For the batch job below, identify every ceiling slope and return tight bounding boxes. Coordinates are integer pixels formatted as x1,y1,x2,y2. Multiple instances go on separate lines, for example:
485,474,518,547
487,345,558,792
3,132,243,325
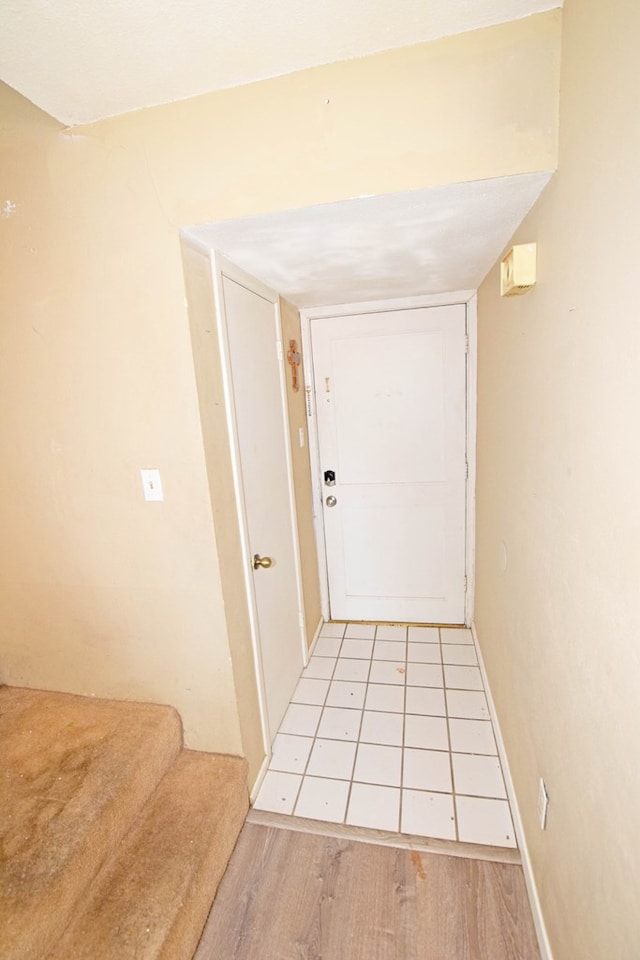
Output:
185,173,553,308
0,0,560,125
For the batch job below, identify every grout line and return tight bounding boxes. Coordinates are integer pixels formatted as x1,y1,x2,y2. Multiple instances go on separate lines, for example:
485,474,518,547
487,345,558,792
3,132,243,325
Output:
341,620,374,826
287,624,345,817
398,625,409,834
442,625,460,843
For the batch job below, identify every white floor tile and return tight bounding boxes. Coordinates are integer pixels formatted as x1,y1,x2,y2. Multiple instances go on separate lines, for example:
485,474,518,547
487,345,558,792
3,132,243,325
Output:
365,683,405,713
292,677,330,705
294,776,350,823
440,628,474,645
317,706,362,741
270,734,313,774
306,738,357,780
403,748,452,792
401,789,456,840
449,718,497,755
408,626,440,643
369,660,406,685
314,636,343,658
354,743,402,786
404,714,449,750
279,703,322,737
262,620,516,853
360,710,404,746
405,686,446,716
442,644,478,666
456,796,516,847
346,782,400,831
407,643,441,664
303,657,336,680
326,680,367,709
334,658,371,682
446,689,490,720
320,622,346,639
253,770,301,814
406,663,444,687
443,665,484,690
340,638,374,660
345,623,376,640
373,640,407,661
452,754,506,799
376,625,407,641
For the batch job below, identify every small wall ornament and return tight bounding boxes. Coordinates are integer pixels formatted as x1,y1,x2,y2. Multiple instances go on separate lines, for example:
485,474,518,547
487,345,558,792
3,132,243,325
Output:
287,339,301,392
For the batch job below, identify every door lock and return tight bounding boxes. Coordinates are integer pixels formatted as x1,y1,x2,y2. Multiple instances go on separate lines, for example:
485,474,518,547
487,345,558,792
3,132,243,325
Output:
325,496,337,508
324,470,336,486
253,554,273,570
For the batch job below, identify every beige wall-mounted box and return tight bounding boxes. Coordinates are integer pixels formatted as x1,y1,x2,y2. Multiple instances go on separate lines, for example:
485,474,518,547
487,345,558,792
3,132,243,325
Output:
500,243,537,296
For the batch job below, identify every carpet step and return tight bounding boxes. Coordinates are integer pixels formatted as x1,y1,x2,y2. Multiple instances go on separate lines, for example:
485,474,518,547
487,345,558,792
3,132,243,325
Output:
47,750,249,960
0,687,183,960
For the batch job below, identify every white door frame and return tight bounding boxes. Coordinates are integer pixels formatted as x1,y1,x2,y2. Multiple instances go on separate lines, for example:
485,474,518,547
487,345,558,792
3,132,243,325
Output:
211,252,308,764
300,290,477,627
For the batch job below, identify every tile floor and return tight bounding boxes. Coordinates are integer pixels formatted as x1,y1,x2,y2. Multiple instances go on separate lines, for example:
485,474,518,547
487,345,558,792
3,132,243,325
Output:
254,622,516,848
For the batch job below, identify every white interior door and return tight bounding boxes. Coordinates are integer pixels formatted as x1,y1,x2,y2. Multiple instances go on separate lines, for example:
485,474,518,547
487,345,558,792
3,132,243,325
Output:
215,257,305,741
311,305,467,624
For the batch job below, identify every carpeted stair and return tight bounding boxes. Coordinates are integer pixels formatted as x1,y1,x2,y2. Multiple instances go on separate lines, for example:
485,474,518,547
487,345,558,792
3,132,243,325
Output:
0,686,248,960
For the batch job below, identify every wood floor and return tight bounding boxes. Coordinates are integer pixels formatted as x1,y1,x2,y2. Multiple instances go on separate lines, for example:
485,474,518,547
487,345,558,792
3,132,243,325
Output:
194,823,540,960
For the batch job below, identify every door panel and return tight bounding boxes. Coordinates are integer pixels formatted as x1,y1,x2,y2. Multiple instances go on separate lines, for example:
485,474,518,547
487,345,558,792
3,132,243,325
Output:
312,305,467,624
221,272,304,739
332,331,446,484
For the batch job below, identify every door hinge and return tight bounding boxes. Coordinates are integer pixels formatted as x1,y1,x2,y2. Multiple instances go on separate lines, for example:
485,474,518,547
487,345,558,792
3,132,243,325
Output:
464,575,468,593
464,335,469,354
465,460,469,480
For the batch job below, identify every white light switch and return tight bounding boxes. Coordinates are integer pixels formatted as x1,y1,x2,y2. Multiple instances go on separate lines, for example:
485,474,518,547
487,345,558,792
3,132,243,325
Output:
141,468,163,502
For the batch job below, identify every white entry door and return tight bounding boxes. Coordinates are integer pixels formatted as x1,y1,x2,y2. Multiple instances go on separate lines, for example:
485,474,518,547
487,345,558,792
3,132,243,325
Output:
214,256,305,742
311,304,467,624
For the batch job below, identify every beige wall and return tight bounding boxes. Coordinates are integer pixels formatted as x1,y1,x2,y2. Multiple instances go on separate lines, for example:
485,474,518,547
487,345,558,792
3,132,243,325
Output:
0,11,559,757
280,299,322,647
475,1,640,956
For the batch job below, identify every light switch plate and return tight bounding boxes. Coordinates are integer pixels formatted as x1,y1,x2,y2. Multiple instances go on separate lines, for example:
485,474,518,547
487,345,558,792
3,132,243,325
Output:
140,468,163,502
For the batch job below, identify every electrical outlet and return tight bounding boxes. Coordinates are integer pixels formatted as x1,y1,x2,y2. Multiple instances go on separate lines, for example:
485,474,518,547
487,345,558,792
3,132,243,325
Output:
538,778,549,830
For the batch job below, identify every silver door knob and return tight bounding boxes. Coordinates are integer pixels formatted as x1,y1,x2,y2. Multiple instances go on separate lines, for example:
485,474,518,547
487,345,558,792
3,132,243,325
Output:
325,495,337,507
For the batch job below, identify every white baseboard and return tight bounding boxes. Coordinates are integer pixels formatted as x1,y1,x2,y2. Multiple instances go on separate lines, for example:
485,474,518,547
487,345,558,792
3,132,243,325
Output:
471,622,553,960
307,617,325,658
251,617,324,802
249,752,271,804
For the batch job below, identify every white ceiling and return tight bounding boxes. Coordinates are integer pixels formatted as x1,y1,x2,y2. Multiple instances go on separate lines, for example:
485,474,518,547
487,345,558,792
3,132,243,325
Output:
0,0,560,126
185,173,552,308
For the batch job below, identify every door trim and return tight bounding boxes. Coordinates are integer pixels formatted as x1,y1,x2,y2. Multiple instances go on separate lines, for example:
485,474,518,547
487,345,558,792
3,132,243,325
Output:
465,294,478,626
300,290,477,626
211,252,308,757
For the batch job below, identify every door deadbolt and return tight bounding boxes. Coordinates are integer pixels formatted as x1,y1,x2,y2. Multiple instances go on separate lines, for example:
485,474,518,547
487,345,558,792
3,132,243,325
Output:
324,470,336,486
325,496,337,508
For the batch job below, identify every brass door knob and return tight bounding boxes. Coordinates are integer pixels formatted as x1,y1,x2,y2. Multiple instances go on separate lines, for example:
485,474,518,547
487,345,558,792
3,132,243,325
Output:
253,554,273,570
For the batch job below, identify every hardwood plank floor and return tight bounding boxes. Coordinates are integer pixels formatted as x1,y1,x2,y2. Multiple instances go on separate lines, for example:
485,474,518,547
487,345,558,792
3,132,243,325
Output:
194,823,540,960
